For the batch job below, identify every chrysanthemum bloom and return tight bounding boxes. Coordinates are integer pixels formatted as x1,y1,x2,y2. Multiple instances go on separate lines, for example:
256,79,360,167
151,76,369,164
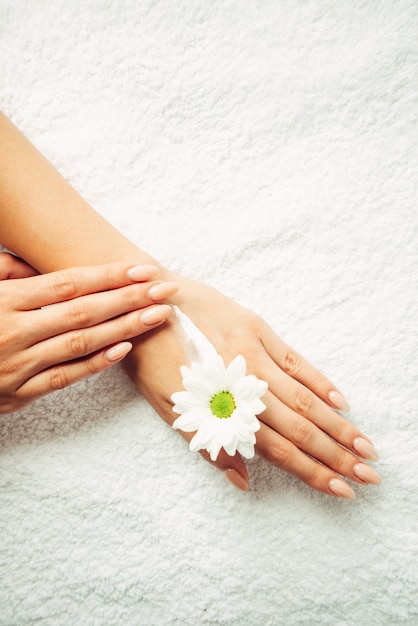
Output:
171,353,268,462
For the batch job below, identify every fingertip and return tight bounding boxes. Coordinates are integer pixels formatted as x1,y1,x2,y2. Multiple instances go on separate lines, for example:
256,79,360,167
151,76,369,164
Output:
127,264,159,282
148,281,179,301
224,469,249,492
328,390,350,412
140,304,173,326
328,478,356,499
104,342,133,362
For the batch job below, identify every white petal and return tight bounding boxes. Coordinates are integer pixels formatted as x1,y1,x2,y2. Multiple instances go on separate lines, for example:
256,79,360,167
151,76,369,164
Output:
246,397,267,416
256,379,268,397
231,413,260,438
181,377,214,400
172,408,211,432
206,435,224,462
225,355,246,388
171,391,206,413
203,355,227,391
231,375,258,401
223,439,238,457
237,440,256,459
219,418,236,447
233,401,257,420
189,418,218,451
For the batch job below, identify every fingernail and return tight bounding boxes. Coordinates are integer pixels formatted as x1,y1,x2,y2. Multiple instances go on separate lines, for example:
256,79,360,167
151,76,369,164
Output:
329,478,356,499
353,463,382,485
148,281,178,301
328,390,350,412
140,304,172,326
353,437,379,461
127,264,159,281
105,342,133,361
224,469,249,492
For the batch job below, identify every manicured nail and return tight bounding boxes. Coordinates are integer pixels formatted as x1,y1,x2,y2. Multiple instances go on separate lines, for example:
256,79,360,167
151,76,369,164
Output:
353,437,379,461
105,342,133,361
329,478,355,499
353,463,382,484
148,281,178,301
127,264,159,281
328,390,350,412
140,304,172,325
224,469,249,492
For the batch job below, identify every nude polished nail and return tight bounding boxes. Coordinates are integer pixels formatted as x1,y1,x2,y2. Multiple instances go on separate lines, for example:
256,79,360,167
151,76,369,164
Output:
329,478,355,499
148,282,178,301
127,264,159,281
140,304,172,325
328,390,350,412
224,469,249,492
353,463,382,484
353,437,379,462
105,342,133,361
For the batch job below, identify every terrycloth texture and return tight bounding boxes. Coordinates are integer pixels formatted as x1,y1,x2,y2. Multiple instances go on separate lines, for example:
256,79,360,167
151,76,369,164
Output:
1,1,417,624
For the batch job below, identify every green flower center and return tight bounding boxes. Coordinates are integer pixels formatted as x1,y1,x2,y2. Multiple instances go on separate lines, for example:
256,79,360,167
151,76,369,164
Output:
210,391,236,419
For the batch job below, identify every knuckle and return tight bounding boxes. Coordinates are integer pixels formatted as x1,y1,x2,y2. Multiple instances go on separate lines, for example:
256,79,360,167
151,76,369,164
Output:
53,270,78,300
332,420,352,443
123,311,142,336
67,332,90,357
68,301,93,327
0,387,29,414
331,446,348,473
0,394,16,414
265,440,292,468
294,388,315,416
0,317,22,347
283,350,303,377
124,285,142,310
302,464,321,489
83,354,104,375
48,366,69,391
0,356,21,378
290,417,314,447
104,265,119,289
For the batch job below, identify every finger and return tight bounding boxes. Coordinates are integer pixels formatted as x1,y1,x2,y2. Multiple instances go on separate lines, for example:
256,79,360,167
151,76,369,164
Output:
26,280,178,343
254,353,378,461
259,320,351,411
0,252,38,280
14,263,160,310
18,304,174,383
260,391,381,485
255,423,357,499
16,341,134,405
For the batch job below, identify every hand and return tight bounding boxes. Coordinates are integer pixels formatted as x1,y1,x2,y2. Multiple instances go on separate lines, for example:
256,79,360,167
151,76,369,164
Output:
124,274,381,498
0,253,177,414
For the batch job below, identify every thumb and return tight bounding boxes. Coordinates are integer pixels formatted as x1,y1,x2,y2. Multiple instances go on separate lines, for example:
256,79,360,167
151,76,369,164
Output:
0,252,38,280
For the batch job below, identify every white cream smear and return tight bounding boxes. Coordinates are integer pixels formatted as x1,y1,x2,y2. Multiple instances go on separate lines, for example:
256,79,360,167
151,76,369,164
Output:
172,305,218,366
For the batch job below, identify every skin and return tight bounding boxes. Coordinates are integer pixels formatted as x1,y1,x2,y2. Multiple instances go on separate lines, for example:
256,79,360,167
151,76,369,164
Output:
0,111,381,496
0,254,177,413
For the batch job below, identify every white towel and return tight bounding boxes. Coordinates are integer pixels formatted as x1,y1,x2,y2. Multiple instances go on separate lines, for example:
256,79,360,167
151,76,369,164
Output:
1,1,417,624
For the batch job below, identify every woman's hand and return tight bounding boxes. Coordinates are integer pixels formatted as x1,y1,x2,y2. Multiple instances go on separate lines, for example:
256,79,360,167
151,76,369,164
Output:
124,274,381,498
0,253,177,414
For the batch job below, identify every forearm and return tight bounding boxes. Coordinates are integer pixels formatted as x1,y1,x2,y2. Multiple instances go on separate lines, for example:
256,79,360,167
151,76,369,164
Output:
0,112,167,276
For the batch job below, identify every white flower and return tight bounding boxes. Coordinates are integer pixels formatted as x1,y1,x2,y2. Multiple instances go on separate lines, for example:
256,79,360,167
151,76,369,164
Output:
171,353,268,462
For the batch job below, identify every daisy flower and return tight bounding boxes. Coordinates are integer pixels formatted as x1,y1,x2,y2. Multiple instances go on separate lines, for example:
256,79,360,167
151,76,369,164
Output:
170,308,268,461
